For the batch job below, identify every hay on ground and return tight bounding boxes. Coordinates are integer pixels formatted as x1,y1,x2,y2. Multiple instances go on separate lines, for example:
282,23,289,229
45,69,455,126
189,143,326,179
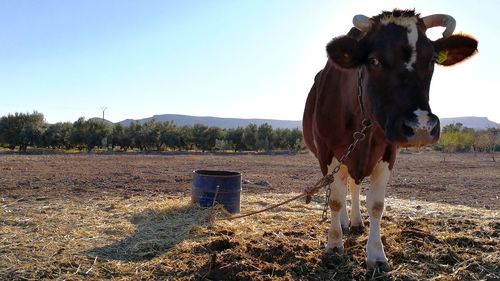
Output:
0,192,498,280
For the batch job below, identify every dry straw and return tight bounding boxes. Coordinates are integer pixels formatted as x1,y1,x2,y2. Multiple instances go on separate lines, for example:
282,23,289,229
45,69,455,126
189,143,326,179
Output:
1,192,498,280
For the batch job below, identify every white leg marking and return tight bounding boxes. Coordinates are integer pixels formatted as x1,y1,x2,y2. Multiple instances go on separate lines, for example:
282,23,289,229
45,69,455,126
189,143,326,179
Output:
340,188,349,232
366,161,390,268
348,177,363,229
326,158,348,252
339,165,349,231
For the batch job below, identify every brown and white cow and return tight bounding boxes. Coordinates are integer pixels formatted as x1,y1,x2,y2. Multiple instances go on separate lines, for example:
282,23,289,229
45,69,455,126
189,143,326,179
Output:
303,9,477,271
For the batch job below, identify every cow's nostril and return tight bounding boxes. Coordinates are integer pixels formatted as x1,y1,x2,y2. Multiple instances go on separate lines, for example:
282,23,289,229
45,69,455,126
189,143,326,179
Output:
427,115,439,136
402,122,414,138
430,123,439,137
428,118,438,129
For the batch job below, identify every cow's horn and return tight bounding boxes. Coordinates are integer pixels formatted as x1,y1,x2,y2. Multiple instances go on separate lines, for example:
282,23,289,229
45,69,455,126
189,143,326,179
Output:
422,14,456,38
353,15,372,33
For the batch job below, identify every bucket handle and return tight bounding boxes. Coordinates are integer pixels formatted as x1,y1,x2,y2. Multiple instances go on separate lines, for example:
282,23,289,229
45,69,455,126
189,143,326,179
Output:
211,185,220,207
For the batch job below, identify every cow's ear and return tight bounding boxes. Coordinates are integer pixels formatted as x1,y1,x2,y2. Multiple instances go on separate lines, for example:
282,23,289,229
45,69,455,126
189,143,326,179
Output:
346,27,365,41
326,36,364,68
433,34,478,66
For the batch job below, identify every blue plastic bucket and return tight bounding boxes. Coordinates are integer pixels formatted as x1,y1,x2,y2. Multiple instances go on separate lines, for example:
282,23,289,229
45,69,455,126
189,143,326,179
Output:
191,170,242,213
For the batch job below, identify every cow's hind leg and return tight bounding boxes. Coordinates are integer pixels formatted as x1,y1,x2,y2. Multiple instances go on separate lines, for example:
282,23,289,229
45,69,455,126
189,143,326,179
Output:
325,159,348,254
366,161,390,271
348,177,364,234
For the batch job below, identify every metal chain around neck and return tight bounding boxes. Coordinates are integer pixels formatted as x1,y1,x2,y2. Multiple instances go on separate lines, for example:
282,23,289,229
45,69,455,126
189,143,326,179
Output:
320,69,372,222
357,69,368,117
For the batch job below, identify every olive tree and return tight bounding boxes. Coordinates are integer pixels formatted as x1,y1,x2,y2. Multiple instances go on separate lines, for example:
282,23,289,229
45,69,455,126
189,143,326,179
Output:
43,122,73,149
0,111,45,151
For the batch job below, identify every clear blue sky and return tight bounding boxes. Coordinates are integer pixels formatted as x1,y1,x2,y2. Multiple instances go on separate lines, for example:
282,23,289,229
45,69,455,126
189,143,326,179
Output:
1,0,498,124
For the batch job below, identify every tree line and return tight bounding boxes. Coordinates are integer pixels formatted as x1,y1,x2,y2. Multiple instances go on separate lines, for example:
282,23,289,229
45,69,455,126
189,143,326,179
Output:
434,123,499,155
1,112,498,155
0,112,304,152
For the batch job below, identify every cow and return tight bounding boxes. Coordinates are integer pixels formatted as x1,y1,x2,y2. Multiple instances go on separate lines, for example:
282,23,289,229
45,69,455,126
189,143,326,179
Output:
302,9,477,271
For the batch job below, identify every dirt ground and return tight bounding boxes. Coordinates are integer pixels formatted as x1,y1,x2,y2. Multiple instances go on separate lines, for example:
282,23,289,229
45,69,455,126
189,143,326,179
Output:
1,151,498,209
0,152,499,280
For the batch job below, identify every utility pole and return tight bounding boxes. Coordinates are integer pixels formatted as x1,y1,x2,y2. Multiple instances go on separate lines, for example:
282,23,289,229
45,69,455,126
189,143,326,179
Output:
99,106,109,151
100,106,108,123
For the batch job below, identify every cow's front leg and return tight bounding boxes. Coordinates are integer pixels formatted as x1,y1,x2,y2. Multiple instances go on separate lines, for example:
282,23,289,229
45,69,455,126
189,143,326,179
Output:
326,161,348,254
348,177,364,234
339,165,350,233
366,161,390,271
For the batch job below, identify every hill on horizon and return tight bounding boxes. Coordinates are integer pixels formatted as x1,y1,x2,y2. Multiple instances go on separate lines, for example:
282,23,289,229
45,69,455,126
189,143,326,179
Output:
95,114,499,130
118,114,302,129
438,116,499,130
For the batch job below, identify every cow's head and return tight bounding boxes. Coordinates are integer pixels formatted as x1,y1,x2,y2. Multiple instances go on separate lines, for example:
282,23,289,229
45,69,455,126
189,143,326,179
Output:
326,9,477,146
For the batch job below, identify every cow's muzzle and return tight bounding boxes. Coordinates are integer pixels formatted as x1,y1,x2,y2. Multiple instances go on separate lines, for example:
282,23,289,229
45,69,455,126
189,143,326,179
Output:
398,111,440,146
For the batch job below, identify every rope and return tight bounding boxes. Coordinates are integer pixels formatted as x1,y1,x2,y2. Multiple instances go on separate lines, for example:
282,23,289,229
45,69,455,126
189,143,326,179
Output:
225,192,308,220
224,174,334,220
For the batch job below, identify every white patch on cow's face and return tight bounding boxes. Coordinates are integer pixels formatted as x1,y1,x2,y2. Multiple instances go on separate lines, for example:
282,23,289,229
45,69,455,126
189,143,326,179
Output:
414,108,431,130
381,16,419,71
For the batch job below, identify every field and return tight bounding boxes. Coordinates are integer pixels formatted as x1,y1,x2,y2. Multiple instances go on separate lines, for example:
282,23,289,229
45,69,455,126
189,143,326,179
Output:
0,152,498,280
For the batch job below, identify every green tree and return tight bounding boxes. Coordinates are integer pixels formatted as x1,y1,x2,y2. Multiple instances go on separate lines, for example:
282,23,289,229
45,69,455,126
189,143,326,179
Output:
125,121,142,150
0,111,45,151
44,122,73,149
205,126,223,151
0,113,23,149
242,124,257,151
438,123,474,153
475,129,499,161
191,124,222,151
256,123,273,151
225,127,245,151
442,123,464,133
286,128,304,151
139,120,162,151
488,129,499,161
83,119,111,152
271,128,289,150
71,117,87,150
487,128,499,152
110,123,125,150
159,121,181,150
473,131,489,152
460,127,475,151
214,138,233,151
439,131,459,153
70,117,111,152
178,125,194,150
192,124,209,151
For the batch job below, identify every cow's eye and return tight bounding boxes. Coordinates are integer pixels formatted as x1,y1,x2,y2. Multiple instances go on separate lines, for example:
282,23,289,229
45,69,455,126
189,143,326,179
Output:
369,57,382,69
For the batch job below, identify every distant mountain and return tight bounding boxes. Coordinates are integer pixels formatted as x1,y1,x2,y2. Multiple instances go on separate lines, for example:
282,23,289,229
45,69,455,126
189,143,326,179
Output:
118,114,302,129
89,117,114,126
440,117,499,130
91,114,498,131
